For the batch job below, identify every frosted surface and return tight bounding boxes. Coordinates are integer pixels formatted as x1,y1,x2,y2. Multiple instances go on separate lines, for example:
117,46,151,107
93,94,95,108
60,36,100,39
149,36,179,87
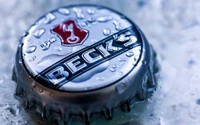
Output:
0,0,200,125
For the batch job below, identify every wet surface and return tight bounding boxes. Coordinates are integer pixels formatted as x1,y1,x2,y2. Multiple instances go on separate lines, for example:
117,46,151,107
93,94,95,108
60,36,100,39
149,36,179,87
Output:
0,0,200,125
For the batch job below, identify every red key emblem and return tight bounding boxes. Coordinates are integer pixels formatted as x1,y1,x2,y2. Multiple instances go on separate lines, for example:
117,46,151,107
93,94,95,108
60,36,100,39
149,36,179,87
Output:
52,20,88,46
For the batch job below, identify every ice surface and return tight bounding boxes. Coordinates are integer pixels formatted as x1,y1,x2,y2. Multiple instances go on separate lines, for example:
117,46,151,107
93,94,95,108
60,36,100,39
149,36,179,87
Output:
0,0,200,125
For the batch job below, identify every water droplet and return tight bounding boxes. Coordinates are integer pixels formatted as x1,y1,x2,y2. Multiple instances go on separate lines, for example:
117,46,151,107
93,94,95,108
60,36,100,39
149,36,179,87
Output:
58,8,70,15
142,60,147,64
34,29,45,38
18,44,22,48
44,13,55,24
31,81,36,88
96,77,105,81
117,34,130,42
117,71,124,76
112,65,117,68
24,121,28,124
91,39,97,43
39,88,43,93
50,93,54,97
26,46,37,53
87,8,95,15
81,22,87,27
130,36,137,43
0,79,3,84
118,58,126,62
115,83,127,94
49,38,56,43
55,46,62,51
87,24,92,28
40,38,55,51
28,39,34,44
92,22,96,25
103,28,111,36
112,47,121,51
40,42,50,51
133,57,138,66
28,56,36,62
6,104,20,116
110,68,116,72
87,18,96,23
96,6,103,10
130,118,134,121
113,20,123,30
139,48,141,52
125,31,131,36
126,51,134,57
97,16,112,22
84,87,91,90
73,8,85,19
121,16,126,19
23,32,29,37
18,60,22,64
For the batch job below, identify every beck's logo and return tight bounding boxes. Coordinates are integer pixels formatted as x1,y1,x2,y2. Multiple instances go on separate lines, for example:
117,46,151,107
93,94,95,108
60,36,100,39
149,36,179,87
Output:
36,27,141,89
52,20,88,46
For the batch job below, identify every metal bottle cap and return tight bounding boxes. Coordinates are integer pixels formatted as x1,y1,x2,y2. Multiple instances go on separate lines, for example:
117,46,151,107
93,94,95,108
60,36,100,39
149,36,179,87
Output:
12,5,158,125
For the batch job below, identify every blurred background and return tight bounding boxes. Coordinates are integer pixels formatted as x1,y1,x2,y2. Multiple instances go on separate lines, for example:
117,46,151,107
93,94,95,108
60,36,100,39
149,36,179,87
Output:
0,0,200,125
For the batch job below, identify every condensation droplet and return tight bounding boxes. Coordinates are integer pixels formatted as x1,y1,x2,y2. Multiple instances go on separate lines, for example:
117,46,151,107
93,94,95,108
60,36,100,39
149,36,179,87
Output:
118,58,126,62
39,88,43,93
113,20,123,30
31,81,36,88
91,39,97,43
121,15,126,19
55,46,62,51
26,46,37,53
112,65,117,68
50,93,54,97
87,18,96,23
18,43,22,48
84,87,91,90
87,24,92,28
142,60,147,65
28,56,36,62
110,68,116,72
34,29,45,38
133,57,138,66
117,71,124,76
6,105,20,116
87,8,95,15
97,16,112,22
126,51,134,57
28,39,34,44
49,38,56,43
44,13,56,24
18,60,22,64
23,32,29,37
115,83,127,94
112,47,121,51
40,38,55,51
120,83,127,87
96,77,105,81
81,22,87,27
103,28,111,36
58,8,70,15
73,8,85,19
117,34,130,42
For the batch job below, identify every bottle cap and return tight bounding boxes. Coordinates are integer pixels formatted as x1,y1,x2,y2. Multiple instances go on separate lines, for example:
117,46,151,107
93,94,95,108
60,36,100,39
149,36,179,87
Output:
12,5,158,125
